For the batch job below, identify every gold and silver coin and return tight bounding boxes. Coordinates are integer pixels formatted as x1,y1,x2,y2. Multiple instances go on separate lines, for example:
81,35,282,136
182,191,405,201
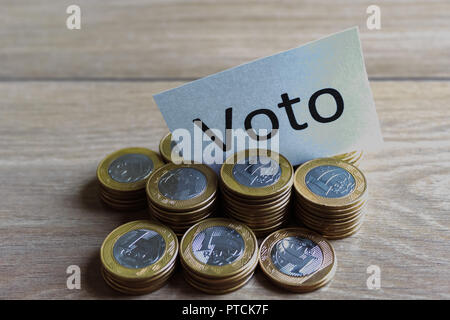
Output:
259,228,337,292
331,150,364,167
159,132,186,164
180,218,258,294
97,147,164,210
146,163,218,236
220,149,294,237
100,220,178,294
293,158,368,239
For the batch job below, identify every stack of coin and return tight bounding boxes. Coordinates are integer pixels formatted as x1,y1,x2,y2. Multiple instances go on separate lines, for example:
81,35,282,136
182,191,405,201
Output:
293,158,368,239
159,132,185,164
146,163,218,236
259,228,337,292
331,150,364,166
100,220,178,295
180,218,258,294
220,149,294,237
97,147,164,210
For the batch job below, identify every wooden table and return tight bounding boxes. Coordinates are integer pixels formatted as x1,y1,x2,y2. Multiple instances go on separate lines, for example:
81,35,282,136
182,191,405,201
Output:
1,0,449,299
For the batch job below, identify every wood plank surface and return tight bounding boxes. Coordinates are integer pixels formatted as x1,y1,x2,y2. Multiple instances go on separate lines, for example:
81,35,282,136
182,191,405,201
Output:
1,0,449,79
0,81,449,299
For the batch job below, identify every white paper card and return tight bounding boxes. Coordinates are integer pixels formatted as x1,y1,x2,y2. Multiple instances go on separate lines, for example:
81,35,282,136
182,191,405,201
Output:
153,27,383,165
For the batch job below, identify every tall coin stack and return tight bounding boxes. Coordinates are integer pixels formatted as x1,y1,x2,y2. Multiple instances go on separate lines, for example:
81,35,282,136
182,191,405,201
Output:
146,163,218,236
220,149,294,237
331,150,364,166
293,158,368,239
97,147,164,210
100,220,178,295
180,218,258,294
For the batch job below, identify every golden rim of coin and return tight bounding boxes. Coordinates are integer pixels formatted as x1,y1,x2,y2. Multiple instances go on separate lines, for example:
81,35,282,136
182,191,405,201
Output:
146,163,217,211
159,132,187,164
259,227,336,291
100,220,178,281
220,149,294,199
97,147,164,192
294,158,367,208
180,218,258,278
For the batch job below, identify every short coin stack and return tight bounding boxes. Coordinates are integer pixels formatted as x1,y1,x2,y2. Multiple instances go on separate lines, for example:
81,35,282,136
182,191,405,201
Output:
259,228,337,292
180,218,258,294
159,132,185,164
100,220,178,295
97,147,164,210
293,158,368,239
331,150,364,167
220,149,294,237
146,163,218,236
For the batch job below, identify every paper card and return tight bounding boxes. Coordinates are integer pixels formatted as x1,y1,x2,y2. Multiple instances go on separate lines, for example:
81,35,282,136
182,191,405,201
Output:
153,27,383,166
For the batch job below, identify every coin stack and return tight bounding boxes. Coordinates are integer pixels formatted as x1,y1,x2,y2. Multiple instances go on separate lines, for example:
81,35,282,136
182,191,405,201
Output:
259,228,337,292
331,150,364,167
159,132,185,164
146,163,218,236
220,149,294,237
97,147,164,210
180,218,258,294
292,158,368,239
100,220,178,295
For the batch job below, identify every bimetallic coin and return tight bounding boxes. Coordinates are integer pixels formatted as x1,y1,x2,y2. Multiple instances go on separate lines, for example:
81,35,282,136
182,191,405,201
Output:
100,220,178,281
112,229,165,269
108,154,153,183
305,165,355,198
97,147,164,192
191,226,245,266
294,158,367,208
271,237,323,277
180,218,258,278
158,167,207,201
221,149,293,198
259,228,336,292
147,163,217,212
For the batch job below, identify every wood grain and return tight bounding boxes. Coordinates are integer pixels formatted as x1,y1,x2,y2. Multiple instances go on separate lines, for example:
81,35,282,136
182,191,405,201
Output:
0,81,448,299
1,0,449,79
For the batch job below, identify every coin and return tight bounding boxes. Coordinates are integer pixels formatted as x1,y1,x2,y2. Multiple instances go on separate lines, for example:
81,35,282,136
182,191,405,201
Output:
97,147,164,210
259,228,336,292
294,158,367,208
100,220,178,294
159,132,186,164
220,149,294,236
179,218,258,294
146,163,218,234
292,158,368,239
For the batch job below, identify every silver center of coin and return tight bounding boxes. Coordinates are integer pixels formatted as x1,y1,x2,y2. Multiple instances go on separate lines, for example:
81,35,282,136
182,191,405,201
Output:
191,226,245,266
113,229,166,269
158,167,207,200
232,156,281,188
305,165,356,198
108,153,154,183
271,237,323,277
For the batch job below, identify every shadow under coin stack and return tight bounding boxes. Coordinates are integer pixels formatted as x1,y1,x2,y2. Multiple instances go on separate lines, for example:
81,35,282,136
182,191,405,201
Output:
97,147,164,210
293,158,368,239
259,228,337,292
331,150,364,167
146,163,218,236
220,149,294,237
100,220,178,295
180,218,258,294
